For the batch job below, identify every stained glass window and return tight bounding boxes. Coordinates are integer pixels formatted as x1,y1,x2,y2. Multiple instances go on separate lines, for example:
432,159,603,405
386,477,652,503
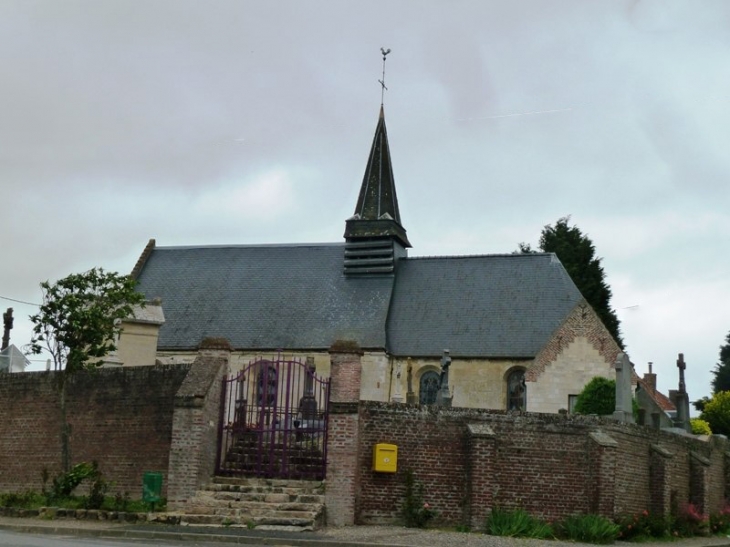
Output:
507,369,526,411
419,371,440,405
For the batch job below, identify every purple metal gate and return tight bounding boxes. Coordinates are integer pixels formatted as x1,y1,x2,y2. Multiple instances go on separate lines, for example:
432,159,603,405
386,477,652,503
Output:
216,356,330,480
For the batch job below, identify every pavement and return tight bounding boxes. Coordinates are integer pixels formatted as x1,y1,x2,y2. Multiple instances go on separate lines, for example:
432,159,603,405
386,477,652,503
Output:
1,516,730,547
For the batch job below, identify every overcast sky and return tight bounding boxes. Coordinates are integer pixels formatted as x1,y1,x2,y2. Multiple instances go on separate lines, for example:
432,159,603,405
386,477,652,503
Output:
1,1,728,406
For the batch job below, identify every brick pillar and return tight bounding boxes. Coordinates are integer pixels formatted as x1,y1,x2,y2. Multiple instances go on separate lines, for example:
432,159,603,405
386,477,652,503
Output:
588,431,617,518
690,451,711,516
466,423,496,529
649,444,673,516
325,341,363,526
167,340,230,510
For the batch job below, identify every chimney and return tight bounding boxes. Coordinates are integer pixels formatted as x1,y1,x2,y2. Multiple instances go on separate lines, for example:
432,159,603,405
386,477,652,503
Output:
643,361,657,393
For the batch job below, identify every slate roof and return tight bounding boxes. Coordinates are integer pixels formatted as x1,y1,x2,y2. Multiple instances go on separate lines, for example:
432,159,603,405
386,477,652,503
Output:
387,253,583,358
134,243,394,351
134,243,584,358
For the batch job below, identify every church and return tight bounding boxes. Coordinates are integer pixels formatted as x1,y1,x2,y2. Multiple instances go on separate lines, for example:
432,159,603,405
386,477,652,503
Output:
121,106,621,414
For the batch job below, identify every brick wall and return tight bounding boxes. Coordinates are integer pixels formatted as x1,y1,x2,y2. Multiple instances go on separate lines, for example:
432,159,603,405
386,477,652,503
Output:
0,365,190,497
167,351,227,509
354,401,728,526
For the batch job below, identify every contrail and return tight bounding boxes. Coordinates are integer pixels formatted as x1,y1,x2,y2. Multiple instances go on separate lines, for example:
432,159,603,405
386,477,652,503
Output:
459,107,573,121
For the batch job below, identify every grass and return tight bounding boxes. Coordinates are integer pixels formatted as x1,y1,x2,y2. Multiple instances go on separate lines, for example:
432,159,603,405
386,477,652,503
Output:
485,507,553,539
0,490,164,513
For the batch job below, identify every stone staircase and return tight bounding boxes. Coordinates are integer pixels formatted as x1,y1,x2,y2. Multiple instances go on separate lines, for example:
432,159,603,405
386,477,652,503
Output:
178,476,326,531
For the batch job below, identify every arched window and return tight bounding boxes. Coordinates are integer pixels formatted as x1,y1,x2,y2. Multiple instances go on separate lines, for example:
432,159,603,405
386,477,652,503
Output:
507,369,526,411
257,363,278,407
419,371,440,405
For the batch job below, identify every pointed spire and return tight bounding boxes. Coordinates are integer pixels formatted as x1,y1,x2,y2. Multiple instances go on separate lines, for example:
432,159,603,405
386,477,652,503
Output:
343,108,410,276
344,108,410,250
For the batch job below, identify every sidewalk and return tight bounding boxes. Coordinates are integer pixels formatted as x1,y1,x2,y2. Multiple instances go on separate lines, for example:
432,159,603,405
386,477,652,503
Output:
0,515,729,547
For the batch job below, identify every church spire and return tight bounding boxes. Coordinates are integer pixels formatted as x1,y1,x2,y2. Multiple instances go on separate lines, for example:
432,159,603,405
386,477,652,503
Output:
343,107,411,275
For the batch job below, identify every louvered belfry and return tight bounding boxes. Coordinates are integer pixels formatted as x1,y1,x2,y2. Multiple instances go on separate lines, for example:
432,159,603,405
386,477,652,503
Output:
343,107,411,276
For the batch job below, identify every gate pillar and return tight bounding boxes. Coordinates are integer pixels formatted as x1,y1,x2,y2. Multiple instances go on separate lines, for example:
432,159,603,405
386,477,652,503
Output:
326,341,363,526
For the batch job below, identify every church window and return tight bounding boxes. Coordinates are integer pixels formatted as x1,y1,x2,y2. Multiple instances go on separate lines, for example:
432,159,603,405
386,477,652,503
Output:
507,369,526,411
419,371,440,405
257,364,278,407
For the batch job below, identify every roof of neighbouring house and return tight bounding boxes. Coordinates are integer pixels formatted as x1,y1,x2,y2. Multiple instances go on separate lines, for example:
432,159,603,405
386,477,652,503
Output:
637,377,676,412
0,344,30,372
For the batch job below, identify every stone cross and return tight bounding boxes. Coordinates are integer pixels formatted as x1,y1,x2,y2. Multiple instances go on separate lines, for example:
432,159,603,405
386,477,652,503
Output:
613,352,634,423
406,360,417,404
677,353,686,393
673,353,691,432
437,349,452,407
391,361,403,403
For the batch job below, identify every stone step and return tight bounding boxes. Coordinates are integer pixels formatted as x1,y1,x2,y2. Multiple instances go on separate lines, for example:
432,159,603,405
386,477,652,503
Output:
180,477,325,531
192,491,324,505
179,512,320,530
210,476,324,490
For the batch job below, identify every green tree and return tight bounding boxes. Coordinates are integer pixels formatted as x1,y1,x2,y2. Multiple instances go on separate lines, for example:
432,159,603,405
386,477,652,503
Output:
700,391,730,437
29,268,145,471
520,217,624,349
710,331,730,394
574,377,616,416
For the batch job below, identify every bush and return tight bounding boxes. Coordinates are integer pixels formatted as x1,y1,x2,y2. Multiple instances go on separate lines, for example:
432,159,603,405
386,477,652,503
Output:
672,503,708,537
574,377,615,416
700,392,730,436
401,470,436,528
710,503,730,534
691,418,712,435
554,514,619,544
616,510,671,540
485,507,553,539
50,462,99,502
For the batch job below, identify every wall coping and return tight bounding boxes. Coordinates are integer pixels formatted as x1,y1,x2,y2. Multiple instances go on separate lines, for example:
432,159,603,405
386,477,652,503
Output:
589,430,618,448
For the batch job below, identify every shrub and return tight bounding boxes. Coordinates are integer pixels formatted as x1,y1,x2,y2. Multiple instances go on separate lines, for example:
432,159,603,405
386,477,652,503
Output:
401,470,436,528
700,391,730,437
574,377,616,416
710,502,730,534
554,513,619,544
672,503,708,537
616,509,671,540
50,462,99,501
690,418,712,436
485,507,553,539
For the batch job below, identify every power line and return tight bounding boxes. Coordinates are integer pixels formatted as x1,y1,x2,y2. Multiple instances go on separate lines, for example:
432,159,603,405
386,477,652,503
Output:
0,295,39,307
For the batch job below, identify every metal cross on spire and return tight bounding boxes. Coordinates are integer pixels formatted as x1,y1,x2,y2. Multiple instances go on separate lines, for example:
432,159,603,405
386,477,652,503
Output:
379,47,391,106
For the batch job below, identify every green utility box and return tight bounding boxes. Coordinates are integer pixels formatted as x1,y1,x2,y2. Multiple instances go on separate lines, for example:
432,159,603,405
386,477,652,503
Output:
142,472,163,507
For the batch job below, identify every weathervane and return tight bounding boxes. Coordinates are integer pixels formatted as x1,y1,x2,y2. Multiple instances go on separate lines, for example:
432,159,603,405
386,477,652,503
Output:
379,47,391,106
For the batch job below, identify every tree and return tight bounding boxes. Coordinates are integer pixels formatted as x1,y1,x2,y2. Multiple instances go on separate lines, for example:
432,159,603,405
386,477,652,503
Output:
574,377,616,416
29,268,145,471
700,391,730,437
710,331,730,394
520,217,624,349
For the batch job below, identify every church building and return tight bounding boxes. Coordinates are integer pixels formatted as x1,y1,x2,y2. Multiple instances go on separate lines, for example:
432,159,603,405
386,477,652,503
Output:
123,107,621,413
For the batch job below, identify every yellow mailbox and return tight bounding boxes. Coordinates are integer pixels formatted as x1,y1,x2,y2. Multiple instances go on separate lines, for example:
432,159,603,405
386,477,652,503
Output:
373,443,398,473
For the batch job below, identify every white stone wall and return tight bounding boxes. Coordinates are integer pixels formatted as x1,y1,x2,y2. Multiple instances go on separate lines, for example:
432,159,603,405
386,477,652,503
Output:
528,337,615,414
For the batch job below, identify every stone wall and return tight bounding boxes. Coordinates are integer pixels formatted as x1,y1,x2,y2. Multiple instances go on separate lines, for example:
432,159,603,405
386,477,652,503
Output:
352,401,728,527
0,365,190,496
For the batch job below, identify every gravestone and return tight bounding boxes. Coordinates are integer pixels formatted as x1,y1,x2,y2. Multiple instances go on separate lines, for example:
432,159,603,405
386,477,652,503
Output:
436,349,452,408
613,352,635,423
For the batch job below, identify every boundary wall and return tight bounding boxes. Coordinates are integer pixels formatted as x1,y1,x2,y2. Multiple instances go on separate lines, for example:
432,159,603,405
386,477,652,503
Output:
0,351,226,501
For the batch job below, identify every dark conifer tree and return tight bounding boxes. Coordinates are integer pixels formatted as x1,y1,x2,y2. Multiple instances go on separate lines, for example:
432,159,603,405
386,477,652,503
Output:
521,217,624,349
711,331,730,394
